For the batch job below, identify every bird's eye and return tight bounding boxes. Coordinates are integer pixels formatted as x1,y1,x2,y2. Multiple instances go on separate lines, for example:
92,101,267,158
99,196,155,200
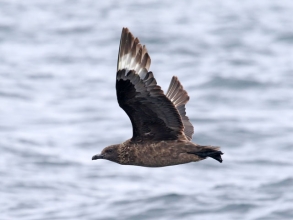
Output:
106,149,113,153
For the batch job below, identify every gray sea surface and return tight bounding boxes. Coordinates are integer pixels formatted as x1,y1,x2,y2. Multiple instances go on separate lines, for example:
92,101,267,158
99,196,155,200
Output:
1,1,293,219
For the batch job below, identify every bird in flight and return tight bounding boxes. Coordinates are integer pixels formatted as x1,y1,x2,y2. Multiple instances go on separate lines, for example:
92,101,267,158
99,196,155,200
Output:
92,28,223,167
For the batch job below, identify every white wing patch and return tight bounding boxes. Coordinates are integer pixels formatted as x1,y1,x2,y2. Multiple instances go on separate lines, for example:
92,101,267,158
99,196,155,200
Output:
117,28,151,79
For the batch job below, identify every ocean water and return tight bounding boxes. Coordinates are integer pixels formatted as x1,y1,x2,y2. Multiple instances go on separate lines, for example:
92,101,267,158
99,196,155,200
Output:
1,0,293,219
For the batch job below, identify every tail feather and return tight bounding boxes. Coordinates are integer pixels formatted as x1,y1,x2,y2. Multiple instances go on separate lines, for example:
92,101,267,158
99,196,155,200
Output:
189,146,224,163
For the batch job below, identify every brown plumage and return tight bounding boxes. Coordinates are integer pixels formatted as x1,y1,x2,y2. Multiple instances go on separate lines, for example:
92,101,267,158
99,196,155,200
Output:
92,28,223,167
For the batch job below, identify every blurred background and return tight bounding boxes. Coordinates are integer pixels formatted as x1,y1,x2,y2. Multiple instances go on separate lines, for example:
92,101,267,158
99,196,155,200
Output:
1,0,293,219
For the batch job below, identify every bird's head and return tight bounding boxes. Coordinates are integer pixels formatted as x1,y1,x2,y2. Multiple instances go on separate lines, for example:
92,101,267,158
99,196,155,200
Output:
92,144,119,163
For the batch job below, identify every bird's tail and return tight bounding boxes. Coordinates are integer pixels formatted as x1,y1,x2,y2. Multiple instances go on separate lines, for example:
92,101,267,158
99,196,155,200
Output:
189,146,224,163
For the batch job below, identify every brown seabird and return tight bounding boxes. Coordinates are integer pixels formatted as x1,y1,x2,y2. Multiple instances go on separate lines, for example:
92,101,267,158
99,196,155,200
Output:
92,28,223,167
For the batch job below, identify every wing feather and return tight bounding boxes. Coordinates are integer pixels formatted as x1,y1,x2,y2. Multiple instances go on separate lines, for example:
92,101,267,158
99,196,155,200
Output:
116,70,185,141
166,76,194,140
116,28,187,142
118,28,150,79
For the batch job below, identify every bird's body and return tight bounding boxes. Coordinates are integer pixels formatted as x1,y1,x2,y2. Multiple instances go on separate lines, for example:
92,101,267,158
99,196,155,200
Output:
107,140,220,167
92,28,223,167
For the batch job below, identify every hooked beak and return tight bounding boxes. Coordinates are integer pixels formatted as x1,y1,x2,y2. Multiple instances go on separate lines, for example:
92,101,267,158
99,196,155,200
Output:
92,154,104,160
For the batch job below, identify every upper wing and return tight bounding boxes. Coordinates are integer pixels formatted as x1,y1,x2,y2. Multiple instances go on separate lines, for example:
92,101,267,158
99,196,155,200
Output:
116,28,187,142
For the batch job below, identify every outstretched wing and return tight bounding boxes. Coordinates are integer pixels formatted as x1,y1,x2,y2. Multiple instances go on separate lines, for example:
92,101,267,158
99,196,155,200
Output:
116,28,187,142
166,76,194,140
